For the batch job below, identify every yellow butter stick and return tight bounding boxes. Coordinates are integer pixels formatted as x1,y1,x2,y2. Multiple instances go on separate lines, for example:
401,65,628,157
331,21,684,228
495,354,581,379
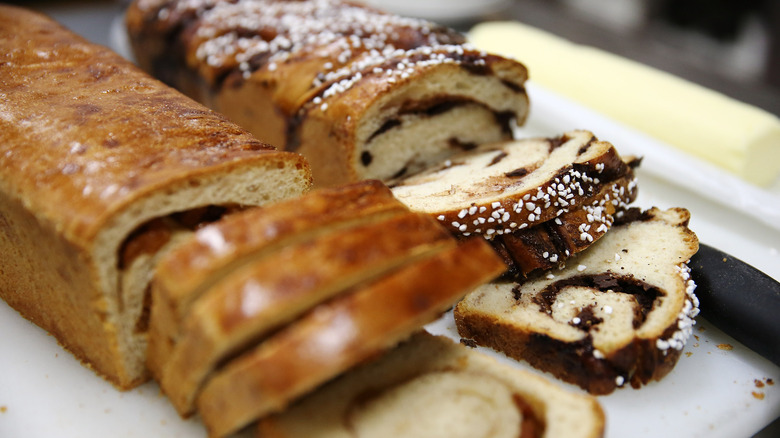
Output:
469,21,780,186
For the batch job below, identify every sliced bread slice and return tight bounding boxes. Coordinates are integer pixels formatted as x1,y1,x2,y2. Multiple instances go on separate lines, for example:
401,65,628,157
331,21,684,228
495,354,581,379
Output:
455,207,699,394
390,130,637,238
256,331,605,438
489,173,637,278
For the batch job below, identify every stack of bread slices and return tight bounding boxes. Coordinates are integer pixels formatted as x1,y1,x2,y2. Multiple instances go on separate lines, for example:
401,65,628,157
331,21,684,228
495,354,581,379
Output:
145,180,512,435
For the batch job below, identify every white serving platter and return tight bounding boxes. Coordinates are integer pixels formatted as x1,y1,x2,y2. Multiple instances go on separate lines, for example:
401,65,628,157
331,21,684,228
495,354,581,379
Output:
1,6,778,436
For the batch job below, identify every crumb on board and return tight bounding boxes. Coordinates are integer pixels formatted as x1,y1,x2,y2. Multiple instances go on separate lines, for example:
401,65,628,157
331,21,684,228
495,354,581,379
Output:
752,392,765,400
0,406,7,413
717,343,733,351
460,338,477,348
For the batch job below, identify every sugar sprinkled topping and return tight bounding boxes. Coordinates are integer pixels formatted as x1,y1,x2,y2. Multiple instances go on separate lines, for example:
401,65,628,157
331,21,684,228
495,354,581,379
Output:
429,141,636,239
656,264,699,352
145,0,477,110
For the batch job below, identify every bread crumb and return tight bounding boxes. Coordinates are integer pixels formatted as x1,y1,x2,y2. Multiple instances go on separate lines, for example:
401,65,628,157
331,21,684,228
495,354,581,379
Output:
752,391,765,400
717,343,733,351
459,338,477,348
0,406,7,413
755,379,765,388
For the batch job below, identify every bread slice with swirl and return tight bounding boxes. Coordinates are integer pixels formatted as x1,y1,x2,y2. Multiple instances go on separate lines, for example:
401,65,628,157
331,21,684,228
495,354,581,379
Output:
255,331,605,438
391,130,639,276
455,207,699,395
488,173,637,278
125,0,530,187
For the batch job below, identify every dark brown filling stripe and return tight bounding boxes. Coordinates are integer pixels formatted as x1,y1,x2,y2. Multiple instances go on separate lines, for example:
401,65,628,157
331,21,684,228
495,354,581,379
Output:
529,273,664,329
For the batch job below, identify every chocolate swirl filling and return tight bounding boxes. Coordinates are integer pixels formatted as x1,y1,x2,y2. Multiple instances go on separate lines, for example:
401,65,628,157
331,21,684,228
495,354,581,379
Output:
529,273,664,329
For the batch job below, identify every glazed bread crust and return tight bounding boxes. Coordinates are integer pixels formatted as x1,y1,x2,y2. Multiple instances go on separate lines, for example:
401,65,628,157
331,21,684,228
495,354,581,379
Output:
125,0,529,186
0,4,311,389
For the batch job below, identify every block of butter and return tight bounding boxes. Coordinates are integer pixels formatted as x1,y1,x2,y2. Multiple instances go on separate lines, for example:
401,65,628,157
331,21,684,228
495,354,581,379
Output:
469,21,780,186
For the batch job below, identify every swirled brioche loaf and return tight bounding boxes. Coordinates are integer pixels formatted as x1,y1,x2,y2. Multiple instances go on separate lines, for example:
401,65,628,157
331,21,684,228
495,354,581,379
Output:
125,0,529,186
256,331,605,438
391,130,639,276
455,207,699,395
0,5,311,389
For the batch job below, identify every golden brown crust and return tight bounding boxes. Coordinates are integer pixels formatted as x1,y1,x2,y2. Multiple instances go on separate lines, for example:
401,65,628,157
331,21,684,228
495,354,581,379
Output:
0,4,311,388
0,190,130,386
0,5,299,247
196,238,506,437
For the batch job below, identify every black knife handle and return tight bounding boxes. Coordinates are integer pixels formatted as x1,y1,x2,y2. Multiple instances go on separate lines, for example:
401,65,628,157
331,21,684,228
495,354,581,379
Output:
689,243,780,367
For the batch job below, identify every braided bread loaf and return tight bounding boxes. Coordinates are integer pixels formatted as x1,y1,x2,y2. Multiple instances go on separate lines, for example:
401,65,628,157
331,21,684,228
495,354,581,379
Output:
125,0,529,186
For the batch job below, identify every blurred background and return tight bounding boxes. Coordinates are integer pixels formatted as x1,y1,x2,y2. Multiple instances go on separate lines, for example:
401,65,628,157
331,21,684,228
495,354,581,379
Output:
10,0,779,116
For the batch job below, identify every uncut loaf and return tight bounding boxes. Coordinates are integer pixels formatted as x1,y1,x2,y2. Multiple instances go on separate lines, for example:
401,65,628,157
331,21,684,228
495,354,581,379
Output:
0,5,311,389
125,0,530,187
